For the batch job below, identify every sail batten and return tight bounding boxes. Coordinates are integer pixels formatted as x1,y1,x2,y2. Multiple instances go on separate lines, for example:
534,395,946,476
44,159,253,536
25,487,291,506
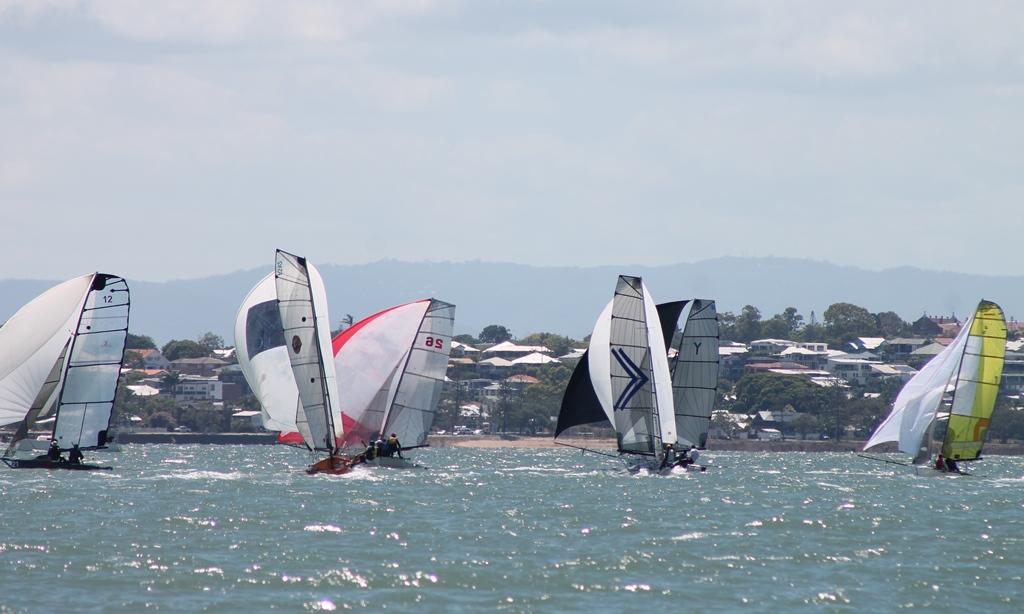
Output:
275,250,341,454
667,299,720,449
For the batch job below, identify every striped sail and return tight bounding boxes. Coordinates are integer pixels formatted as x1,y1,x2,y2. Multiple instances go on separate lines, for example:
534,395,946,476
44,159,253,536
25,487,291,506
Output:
607,276,675,456
940,300,1006,461
51,274,130,450
669,300,720,449
275,250,341,454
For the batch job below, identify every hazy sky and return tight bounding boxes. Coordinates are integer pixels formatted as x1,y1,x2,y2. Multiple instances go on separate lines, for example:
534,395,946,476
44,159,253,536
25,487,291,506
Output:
2,1,1022,281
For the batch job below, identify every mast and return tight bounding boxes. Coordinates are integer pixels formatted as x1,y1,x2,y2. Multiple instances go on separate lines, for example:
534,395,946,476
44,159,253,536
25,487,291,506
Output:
275,250,338,455
50,273,130,450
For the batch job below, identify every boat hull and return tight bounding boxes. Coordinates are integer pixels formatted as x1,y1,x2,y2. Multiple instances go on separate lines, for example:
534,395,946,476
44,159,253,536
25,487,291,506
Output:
365,456,425,470
305,455,354,475
1,457,112,471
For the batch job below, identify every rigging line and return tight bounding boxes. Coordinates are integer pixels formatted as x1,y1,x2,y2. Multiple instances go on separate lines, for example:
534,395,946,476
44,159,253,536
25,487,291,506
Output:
856,453,914,467
554,441,622,459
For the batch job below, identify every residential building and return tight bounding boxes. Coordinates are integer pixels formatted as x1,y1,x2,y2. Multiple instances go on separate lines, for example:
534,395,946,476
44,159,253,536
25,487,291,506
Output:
172,375,223,403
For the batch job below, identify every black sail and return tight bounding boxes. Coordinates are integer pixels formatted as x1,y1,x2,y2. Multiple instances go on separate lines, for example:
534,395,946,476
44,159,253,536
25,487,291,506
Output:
655,301,689,352
555,351,609,437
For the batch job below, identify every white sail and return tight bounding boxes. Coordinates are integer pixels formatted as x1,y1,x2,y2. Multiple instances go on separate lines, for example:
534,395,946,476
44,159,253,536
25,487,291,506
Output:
587,300,616,425
275,251,342,453
1,273,129,451
0,274,93,427
333,299,454,448
606,276,675,456
864,312,974,458
381,300,454,447
671,300,720,448
234,273,301,433
52,274,130,449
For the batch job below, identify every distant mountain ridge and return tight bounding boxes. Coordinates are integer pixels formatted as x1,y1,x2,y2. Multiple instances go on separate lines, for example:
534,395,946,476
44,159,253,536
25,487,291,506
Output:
2,257,1021,345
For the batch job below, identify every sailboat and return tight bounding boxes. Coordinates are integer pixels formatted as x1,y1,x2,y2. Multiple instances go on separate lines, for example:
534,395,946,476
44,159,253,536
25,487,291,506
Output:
658,299,720,450
333,299,455,468
273,250,348,475
863,299,1007,474
555,275,682,473
1,273,130,470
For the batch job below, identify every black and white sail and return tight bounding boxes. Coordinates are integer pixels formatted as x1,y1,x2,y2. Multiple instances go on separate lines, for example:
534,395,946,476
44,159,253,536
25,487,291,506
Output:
556,275,675,460
662,299,720,448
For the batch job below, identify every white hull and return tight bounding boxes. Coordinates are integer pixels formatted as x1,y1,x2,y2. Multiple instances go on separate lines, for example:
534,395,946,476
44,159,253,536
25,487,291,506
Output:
365,456,425,470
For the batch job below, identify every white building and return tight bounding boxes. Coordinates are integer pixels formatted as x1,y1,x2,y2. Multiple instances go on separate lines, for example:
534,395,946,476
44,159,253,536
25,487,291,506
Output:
173,375,223,402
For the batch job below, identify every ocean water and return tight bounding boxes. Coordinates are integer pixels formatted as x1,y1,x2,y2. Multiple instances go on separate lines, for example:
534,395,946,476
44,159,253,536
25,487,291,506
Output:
1,446,1023,612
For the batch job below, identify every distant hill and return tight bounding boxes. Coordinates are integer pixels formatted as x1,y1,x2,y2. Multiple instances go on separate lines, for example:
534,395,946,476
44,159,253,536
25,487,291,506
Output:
2,257,1022,345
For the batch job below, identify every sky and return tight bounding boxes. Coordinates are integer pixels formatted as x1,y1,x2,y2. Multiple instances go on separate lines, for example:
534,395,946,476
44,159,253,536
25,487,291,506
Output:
1,1,1022,281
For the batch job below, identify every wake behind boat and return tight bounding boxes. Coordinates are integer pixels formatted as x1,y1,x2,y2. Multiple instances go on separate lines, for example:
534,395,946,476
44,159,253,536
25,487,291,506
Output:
0,273,130,470
862,299,1007,475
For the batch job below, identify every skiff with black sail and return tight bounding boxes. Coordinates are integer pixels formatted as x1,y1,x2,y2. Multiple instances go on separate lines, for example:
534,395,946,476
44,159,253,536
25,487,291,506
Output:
1,273,130,470
862,299,1006,475
333,299,455,469
555,275,691,474
273,250,349,475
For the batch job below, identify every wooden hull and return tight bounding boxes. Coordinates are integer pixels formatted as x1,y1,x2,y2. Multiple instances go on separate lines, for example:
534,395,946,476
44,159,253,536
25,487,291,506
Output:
305,455,354,475
1,457,112,471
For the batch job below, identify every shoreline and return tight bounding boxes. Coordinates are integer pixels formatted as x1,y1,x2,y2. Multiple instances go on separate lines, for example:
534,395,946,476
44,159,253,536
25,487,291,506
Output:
110,432,1024,455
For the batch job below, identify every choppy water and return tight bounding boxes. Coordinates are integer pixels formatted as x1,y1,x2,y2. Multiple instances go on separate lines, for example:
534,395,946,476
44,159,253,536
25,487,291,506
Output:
2,446,1023,612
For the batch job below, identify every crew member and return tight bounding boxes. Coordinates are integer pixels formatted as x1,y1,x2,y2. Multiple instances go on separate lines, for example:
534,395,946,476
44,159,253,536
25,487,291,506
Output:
68,444,84,465
387,433,403,459
660,444,676,470
687,445,701,467
364,440,377,462
935,454,946,471
944,456,960,473
47,439,61,462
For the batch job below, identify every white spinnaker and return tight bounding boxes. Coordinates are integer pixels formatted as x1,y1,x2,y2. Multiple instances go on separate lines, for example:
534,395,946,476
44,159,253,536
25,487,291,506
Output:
275,251,341,453
641,279,676,448
381,300,455,447
333,301,429,444
0,274,93,427
234,273,300,432
52,274,130,449
864,313,974,458
672,300,720,448
587,300,616,425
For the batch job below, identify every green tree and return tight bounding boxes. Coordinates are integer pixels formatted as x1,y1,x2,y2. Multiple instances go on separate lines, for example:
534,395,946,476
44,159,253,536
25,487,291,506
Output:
875,311,910,338
126,333,157,350
718,311,738,342
161,339,211,361
733,373,831,416
790,413,820,439
735,305,763,343
479,324,512,344
453,333,478,344
518,332,578,357
823,302,878,346
196,332,225,352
